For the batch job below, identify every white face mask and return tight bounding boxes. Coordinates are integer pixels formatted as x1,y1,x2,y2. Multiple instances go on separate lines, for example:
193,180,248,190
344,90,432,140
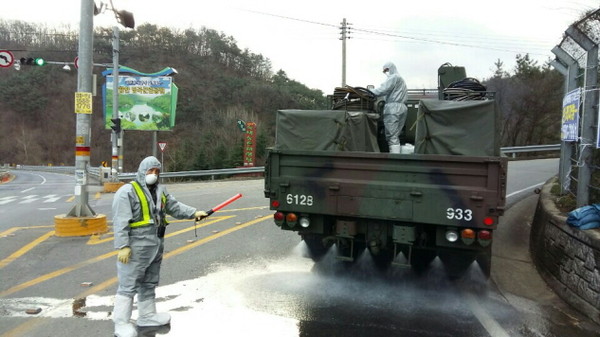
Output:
145,173,158,185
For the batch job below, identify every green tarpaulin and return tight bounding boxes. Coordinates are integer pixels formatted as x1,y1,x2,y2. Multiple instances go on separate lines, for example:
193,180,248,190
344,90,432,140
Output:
275,110,380,152
415,99,500,156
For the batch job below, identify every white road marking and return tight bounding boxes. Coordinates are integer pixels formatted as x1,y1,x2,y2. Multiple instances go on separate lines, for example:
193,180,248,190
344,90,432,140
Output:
465,292,511,337
506,182,544,198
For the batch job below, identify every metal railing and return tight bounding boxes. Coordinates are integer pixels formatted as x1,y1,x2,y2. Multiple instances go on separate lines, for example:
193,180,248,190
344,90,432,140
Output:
500,144,561,158
8,144,560,180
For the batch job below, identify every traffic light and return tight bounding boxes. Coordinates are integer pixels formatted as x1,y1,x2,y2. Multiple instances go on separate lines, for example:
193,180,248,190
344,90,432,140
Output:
110,118,121,133
19,57,45,66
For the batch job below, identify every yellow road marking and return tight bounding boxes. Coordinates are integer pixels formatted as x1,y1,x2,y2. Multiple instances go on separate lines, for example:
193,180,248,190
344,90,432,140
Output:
0,226,54,237
0,215,271,337
0,231,55,269
0,250,116,298
77,214,270,298
66,196,75,202
85,216,234,245
94,192,101,200
0,215,240,298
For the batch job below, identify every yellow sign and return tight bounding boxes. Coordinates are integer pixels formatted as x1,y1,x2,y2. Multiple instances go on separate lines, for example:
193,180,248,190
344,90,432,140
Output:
75,92,92,114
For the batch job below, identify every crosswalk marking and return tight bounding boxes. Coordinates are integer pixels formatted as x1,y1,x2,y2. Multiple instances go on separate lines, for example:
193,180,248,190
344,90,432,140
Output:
0,194,71,205
42,195,61,203
0,196,18,205
19,195,39,204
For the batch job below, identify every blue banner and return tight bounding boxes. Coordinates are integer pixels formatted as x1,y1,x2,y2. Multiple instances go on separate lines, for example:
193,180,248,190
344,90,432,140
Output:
561,88,580,142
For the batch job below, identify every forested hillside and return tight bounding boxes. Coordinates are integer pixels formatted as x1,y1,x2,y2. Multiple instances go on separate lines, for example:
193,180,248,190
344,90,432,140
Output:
0,20,564,172
0,21,329,171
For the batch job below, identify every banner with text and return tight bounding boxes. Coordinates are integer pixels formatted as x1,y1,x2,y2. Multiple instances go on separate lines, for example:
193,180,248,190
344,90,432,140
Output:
103,76,177,131
561,88,580,142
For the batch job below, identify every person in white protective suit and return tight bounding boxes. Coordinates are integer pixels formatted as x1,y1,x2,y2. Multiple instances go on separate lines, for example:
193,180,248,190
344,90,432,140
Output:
370,62,408,154
112,156,207,337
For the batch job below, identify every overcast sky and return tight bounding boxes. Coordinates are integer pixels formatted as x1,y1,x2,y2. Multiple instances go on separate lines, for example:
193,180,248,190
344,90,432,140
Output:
2,1,599,93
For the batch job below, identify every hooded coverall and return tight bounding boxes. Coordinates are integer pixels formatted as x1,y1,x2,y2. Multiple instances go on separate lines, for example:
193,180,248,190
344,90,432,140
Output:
112,156,197,335
370,62,408,153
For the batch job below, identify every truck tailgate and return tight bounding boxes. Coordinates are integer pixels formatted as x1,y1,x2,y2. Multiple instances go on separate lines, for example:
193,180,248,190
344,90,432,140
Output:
265,149,507,228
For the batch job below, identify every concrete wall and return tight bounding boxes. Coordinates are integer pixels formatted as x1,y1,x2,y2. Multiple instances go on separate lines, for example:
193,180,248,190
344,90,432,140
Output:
530,179,600,324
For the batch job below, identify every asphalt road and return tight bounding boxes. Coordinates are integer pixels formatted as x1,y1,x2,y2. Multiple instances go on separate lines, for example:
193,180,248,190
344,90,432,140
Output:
1,159,599,337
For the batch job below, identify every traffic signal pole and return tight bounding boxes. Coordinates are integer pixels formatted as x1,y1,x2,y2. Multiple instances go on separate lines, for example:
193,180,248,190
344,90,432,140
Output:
55,0,107,236
69,0,95,217
111,26,121,178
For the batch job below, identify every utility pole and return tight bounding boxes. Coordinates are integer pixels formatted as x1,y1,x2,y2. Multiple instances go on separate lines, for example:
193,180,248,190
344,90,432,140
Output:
340,18,351,87
55,0,107,237
70,0,95,217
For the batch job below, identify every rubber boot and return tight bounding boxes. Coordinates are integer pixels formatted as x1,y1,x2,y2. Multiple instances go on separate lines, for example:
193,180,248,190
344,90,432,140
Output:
113,294,137,337
136,298,171,327
389,144,401,154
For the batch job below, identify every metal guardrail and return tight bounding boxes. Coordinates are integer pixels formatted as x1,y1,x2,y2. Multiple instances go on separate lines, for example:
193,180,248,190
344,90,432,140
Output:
8,144,560,179
10,165,264,181
114,166,265,180
500,144,561,158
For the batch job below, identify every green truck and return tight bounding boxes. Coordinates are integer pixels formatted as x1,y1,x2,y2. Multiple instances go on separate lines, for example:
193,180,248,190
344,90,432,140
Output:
264,65,507,277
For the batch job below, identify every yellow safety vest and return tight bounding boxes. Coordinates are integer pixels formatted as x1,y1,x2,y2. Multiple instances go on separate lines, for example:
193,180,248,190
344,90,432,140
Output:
130,181,168,228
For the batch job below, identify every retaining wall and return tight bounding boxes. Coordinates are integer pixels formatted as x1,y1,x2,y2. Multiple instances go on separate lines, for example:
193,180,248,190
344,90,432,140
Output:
530,179,600,324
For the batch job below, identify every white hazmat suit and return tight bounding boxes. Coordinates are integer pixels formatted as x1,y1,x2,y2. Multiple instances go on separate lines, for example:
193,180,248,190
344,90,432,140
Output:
112,156,200,337
370,62,408,154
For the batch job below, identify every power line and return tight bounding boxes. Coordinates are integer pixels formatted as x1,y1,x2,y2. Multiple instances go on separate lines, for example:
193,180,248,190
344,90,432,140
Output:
241,8,560,57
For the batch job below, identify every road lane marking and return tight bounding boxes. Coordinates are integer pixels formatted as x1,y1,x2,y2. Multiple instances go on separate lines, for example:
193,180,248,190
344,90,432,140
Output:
465,292,511,337
0,196,18,205
21,187,34,193
0,215,254,298
85,216,234,245
0,231,55,269
0,250,117,298
0,226,54,237
66,196,75,202
78,214,271,298
0,215,271,336
506,182,544,198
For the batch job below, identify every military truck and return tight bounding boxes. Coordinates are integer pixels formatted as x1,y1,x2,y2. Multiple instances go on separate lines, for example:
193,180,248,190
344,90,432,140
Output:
263,64,507,277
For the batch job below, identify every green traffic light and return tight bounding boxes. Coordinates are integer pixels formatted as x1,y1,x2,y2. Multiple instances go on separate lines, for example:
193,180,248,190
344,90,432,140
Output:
34,57,45,66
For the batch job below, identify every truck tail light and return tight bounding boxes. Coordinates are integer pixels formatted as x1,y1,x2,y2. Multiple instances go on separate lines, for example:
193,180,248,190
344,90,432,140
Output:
478,230,492,247
271,200,280,208
483,217,494,226
274,212,285,226
286,213,298,228
461,228,475,245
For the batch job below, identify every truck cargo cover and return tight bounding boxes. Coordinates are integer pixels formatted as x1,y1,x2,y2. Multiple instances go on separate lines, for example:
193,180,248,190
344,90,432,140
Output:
415,99,499,156
275,110,380,152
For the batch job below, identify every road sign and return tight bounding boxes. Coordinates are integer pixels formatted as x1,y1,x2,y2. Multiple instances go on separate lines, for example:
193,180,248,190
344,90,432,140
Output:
158,142,167,152
0,50,14,68
74,56,79,69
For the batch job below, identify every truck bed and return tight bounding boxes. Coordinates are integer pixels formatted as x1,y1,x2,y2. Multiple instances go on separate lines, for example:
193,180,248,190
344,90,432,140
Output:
265,149,507,229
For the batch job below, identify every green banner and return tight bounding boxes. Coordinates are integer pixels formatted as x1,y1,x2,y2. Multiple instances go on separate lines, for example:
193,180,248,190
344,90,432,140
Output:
104,76,177,131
